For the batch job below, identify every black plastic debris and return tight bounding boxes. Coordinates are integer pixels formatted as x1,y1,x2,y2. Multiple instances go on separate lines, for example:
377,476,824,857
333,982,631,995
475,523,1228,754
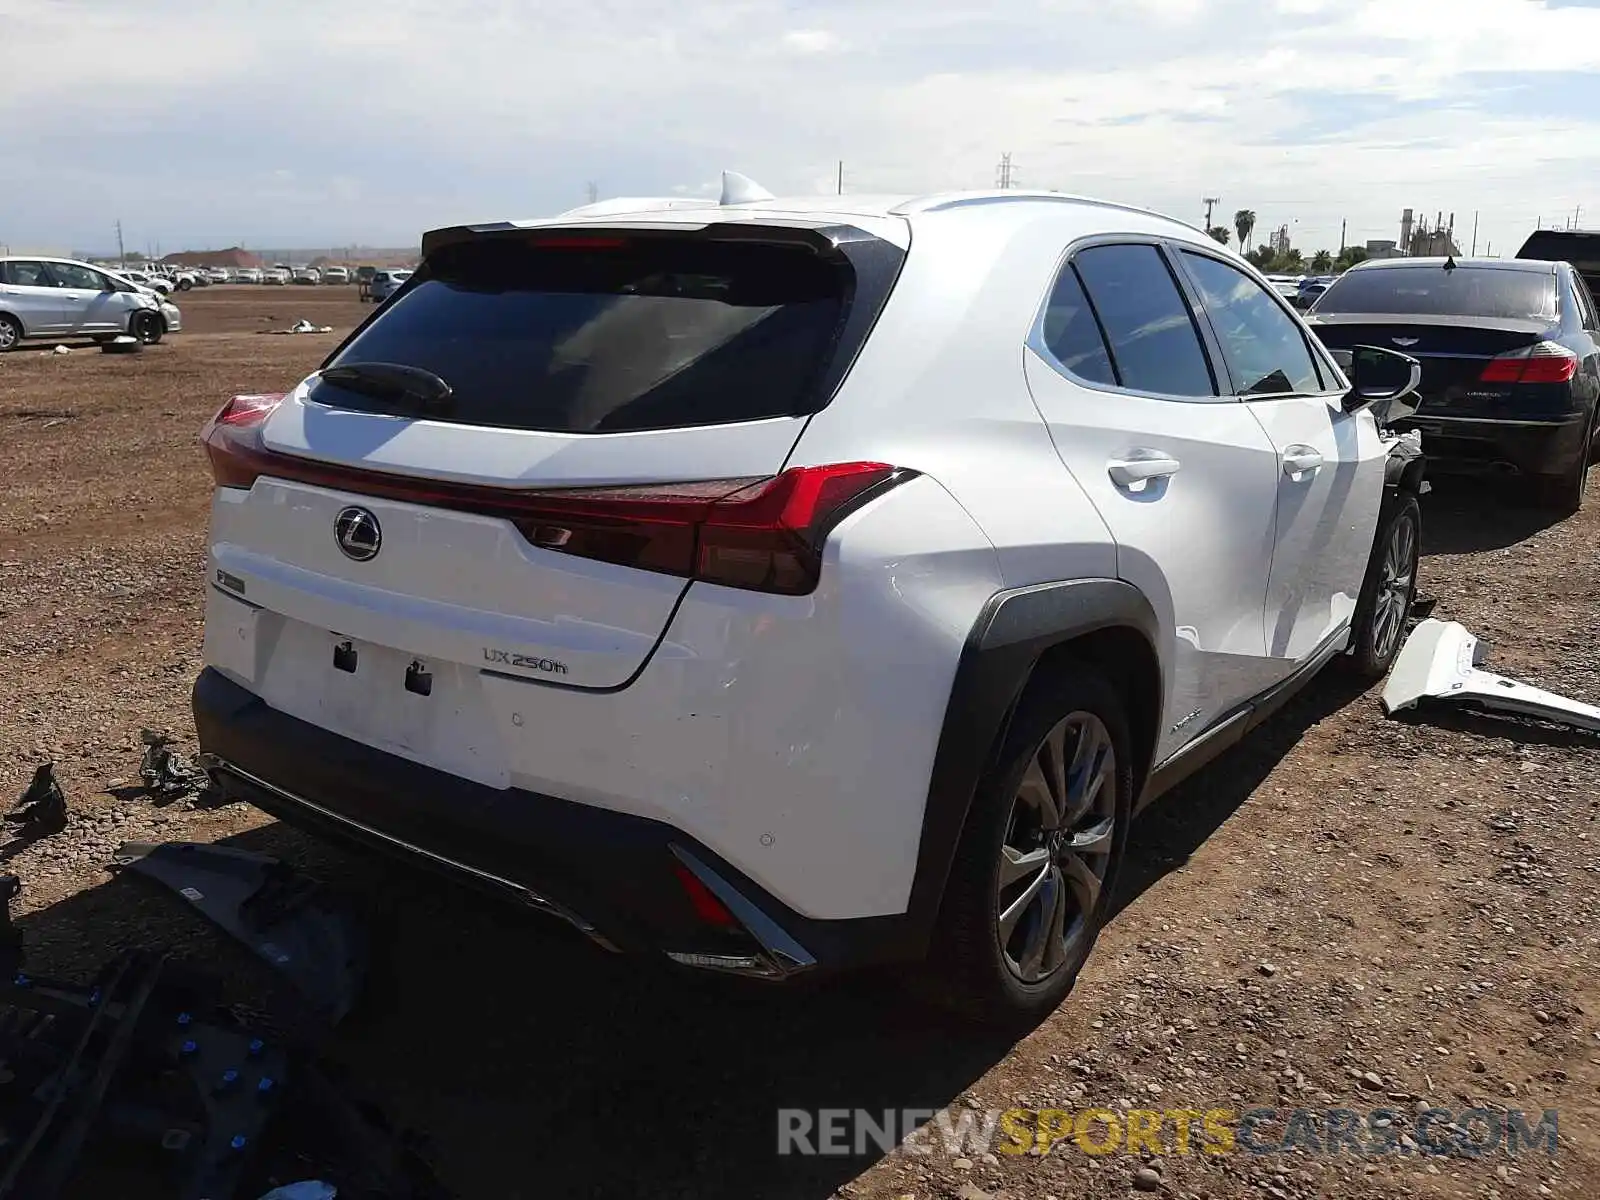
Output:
140,728,212,800
0,877,447,1199
111,841,367,1025
5,764,67,838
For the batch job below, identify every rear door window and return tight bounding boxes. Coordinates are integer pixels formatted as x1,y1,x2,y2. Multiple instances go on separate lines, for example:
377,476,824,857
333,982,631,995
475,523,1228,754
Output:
1071,244,1217,397
1313,266,1557,321
0,261,50,287
1039,264,1116,386
315,236,857,433
1179,251,1324,395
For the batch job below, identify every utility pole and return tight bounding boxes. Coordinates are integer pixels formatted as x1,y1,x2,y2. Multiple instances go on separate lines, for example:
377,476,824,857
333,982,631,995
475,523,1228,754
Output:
995,153,1014,189
585,181,598,205
1471,211,1479,256
1339,218,1346,254
837,161,843,195
1203,196,1220,232
114,220,126,267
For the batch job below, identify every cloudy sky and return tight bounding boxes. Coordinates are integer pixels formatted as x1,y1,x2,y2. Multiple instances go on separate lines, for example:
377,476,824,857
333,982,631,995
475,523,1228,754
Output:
4,0,1599,258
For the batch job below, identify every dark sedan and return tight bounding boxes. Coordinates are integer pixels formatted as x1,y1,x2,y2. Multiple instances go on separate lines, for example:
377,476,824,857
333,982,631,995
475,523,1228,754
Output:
1306,257,1600,511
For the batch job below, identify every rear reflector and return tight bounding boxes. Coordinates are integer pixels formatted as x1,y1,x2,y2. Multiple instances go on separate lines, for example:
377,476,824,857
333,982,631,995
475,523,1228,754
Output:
201,394,911,595
671,861,739,928
1479,341,1578,384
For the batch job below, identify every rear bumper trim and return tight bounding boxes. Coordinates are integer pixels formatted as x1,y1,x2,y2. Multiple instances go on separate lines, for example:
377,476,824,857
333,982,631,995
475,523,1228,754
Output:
201,755,621,952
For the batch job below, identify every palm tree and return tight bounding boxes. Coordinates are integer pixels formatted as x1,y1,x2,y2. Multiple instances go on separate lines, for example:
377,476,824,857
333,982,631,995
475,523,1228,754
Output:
1207,226,1230,245
1310,249,1333,273
1234,209,1257,253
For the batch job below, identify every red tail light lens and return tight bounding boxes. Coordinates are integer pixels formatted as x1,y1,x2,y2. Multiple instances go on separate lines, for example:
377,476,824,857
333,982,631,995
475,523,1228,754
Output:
672,861,738,928
512,461,902,595
1479,342,1578,384
202,393,286,488
201,392,907,595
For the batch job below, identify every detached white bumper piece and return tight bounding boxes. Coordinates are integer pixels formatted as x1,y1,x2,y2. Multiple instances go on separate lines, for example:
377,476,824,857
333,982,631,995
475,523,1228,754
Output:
1383,618,1600,733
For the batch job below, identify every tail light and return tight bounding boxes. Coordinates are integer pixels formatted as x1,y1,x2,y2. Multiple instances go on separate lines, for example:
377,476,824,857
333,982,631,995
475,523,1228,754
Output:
1479,341,1578,385
202,393,910,596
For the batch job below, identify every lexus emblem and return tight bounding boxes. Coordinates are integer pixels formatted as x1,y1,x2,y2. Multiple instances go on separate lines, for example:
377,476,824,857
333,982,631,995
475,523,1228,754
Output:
1392,337,1419,347
334,506,382,562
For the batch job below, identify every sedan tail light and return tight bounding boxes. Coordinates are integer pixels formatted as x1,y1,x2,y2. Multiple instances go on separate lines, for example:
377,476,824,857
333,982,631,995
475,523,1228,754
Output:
202,394,911,596
1478,341,1579,385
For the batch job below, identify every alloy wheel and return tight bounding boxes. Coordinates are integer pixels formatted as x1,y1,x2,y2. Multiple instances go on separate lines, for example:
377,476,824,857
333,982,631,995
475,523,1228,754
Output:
1371,513,1416,662
996,712,1118,983
0,321,17,351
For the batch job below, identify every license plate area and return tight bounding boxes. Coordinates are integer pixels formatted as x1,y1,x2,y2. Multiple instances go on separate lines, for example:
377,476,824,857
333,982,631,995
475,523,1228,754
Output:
319,637,441,756
251,618,511,788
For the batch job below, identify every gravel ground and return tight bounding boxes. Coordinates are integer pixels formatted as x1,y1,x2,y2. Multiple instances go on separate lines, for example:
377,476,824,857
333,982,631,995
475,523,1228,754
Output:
0,288,1597,1200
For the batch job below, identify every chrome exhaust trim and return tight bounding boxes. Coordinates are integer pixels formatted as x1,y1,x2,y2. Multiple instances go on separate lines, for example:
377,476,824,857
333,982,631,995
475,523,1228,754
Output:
665,845,817,979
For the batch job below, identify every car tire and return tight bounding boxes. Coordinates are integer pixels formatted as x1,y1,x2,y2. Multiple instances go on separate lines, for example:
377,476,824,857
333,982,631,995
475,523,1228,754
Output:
926,665,1133,1026
130,312,163,345
0,314,21,353
1536,414,1593,514
1343,491,1421,680
177,278,192,291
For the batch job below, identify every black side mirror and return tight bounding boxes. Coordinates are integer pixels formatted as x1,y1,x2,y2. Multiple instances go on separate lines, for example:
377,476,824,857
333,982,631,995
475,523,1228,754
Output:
1336,344,1422,416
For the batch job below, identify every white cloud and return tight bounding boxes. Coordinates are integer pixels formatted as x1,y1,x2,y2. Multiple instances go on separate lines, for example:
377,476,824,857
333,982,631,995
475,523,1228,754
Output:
781,29,844,54
0,0,1597,257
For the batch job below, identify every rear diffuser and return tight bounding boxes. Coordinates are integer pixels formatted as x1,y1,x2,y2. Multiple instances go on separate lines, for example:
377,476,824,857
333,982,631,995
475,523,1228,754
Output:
1382,618,1600,733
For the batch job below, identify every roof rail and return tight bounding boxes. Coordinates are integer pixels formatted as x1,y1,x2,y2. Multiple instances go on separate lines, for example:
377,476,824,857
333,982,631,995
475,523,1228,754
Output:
894,189,1200,230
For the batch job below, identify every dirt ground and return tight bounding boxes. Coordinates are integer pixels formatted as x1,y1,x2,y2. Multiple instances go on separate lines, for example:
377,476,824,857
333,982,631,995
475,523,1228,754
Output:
0,287,1597,1200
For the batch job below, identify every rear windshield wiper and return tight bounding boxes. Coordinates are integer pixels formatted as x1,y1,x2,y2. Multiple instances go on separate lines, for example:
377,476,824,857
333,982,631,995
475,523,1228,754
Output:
317,362,454,416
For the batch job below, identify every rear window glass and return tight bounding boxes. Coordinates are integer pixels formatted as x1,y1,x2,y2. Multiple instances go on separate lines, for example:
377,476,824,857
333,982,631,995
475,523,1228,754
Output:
315,236,851,433
1313,266,1557,320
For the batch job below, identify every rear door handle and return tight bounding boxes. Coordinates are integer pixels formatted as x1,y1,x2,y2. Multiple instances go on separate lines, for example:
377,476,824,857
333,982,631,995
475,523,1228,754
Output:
1107,453,1182,487
1282,446,1324,476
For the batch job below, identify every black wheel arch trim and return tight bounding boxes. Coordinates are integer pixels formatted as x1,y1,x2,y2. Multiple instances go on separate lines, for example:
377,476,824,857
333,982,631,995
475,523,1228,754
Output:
903,578,1161,953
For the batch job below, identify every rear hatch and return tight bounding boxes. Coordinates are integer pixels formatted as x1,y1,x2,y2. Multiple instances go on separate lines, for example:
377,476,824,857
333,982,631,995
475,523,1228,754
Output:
203,222,905,757
1306,264,1567,419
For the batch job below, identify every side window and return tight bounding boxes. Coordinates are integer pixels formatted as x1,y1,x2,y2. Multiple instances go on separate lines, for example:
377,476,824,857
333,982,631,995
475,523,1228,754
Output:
1180,251,1323,396
1,261,50,287
1072,244,1216,397
1572,273,1599,331
1040,264,1116,386
45,262,105,291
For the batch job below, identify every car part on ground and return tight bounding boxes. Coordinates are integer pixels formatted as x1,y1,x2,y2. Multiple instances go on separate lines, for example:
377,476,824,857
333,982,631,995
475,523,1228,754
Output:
140,728,212,799
5,764,68,838
101,334,142,355
111,841,368,1026
0,877,446,1200
1383,619,1600,733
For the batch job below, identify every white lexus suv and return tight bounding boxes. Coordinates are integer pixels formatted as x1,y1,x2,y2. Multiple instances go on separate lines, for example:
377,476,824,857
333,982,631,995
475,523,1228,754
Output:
193,178,1425,1021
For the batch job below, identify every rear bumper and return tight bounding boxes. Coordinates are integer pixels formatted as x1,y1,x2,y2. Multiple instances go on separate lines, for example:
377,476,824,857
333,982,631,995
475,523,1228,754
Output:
1397,413,1590,478
192,668,916,978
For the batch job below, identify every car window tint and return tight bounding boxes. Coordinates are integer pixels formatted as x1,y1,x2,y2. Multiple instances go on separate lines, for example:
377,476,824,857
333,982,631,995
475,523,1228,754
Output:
1181,252,1323,395
46,262,103,290
1313,265,1557,320
1072,244,1215,397
1040,263,1116,386
1572,273,1598,330
319,235,856,433
2,261,50,287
